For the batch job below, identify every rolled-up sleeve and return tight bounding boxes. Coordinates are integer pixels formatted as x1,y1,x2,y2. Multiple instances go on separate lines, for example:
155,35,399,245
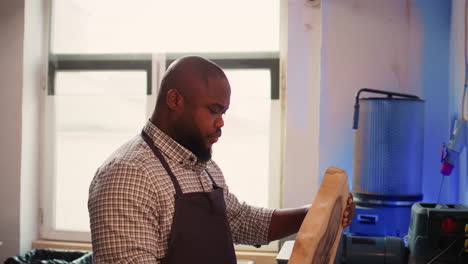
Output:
88,162,161,263
224,188,275,245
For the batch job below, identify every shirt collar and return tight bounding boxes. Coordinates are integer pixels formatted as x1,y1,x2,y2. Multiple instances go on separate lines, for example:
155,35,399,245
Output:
142,120,207,173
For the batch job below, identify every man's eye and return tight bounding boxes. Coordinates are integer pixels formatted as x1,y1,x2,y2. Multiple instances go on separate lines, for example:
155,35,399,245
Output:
209,109,219,114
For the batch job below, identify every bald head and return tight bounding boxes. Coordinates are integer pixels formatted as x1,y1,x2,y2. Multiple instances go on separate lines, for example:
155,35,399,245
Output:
150,56,231,162
155,56,227,114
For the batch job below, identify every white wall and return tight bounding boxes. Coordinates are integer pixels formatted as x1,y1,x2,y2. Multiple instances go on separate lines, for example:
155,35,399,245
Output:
282,0,322,208
284,0,465,205
318,0,454,203
0,0,47,260
278,0,460,208
320,0,424,181
0,0,25,260
20,0,48,254
416,0,454,203
449,0,468,205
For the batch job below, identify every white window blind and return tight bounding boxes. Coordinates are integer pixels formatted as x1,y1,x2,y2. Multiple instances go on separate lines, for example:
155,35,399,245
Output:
51,0,279,54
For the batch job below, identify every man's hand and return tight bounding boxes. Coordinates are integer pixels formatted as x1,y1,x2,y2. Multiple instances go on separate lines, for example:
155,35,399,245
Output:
341,193,355,227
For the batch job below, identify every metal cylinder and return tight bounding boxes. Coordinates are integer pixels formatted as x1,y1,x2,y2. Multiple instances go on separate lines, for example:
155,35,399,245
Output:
352,98,424,203
334,235,407,264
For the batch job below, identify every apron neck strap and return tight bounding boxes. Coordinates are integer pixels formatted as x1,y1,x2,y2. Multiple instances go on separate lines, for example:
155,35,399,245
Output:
141,130,183,195
205,170,219,189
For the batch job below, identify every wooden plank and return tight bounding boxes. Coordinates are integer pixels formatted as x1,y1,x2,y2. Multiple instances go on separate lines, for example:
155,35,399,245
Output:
288,166,349,264
32,240,92,251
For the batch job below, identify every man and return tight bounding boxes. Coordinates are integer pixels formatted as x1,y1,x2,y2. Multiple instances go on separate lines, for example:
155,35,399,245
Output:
88,56,355,263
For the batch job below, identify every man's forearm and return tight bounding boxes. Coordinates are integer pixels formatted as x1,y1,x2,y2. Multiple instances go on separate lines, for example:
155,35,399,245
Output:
267,206,309,241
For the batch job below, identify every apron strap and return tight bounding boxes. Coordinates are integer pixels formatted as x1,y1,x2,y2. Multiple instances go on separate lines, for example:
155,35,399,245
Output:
141,131,183,195
205,170,220,189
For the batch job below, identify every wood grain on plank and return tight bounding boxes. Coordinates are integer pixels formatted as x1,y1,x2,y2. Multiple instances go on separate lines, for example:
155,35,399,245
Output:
288,166,349,264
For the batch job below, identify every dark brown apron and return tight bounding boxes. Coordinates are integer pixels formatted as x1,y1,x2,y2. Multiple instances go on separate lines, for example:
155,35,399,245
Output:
141,131,237,264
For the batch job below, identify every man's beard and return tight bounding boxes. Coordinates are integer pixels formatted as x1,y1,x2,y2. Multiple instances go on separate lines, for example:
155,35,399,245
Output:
173,122,212,162
182,133,212,162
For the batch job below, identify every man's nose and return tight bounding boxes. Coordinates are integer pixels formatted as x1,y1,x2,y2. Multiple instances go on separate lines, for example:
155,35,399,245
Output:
215,115,224,128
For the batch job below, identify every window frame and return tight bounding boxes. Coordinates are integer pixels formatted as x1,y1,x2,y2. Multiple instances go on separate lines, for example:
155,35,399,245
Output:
165,52,279,99
48,54,153,95
42,52,281,252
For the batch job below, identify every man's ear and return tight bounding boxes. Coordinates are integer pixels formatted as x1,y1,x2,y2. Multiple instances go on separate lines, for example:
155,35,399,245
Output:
166,89,184,110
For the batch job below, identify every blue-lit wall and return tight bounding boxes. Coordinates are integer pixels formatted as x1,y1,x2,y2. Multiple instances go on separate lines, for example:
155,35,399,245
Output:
418,0,454,203
319,0,466,204
448,0,468,205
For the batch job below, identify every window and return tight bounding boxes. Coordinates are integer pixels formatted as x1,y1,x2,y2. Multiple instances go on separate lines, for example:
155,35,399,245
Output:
44,0,281,251
51,0,279,54
43,55,155,241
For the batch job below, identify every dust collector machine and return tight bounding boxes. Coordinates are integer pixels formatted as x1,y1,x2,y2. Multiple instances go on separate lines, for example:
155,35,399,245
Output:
350,88,425,238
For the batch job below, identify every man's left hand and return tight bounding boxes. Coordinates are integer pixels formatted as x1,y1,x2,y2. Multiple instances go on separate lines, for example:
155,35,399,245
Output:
341,193,355,227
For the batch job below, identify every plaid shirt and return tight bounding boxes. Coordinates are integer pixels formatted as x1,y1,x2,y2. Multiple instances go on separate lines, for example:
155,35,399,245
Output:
88,120,274,263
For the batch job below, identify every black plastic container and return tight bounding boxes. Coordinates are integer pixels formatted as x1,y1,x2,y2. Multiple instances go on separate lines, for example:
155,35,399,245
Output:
4,249,92,264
